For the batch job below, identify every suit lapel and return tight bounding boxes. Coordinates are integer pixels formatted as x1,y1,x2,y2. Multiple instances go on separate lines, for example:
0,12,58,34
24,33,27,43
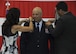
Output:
40,21,45,34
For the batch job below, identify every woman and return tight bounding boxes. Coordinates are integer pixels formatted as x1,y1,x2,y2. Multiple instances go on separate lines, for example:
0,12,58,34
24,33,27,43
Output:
1,8,33,54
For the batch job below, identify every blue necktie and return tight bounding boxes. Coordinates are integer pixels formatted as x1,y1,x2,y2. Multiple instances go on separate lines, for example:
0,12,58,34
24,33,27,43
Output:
37,23,39,32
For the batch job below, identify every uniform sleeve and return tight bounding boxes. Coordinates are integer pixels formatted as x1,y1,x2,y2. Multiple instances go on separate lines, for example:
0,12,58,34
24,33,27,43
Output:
48,18,65,37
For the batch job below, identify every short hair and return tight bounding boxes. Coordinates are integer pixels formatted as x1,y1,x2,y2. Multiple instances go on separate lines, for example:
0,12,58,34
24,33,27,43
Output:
56,1,68,11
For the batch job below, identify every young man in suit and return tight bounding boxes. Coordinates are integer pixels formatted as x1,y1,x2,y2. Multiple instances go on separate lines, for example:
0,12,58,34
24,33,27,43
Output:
20,7,50,54
46,1,76,54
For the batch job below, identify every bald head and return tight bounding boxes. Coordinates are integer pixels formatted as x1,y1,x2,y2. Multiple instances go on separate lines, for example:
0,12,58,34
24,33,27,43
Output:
32,7,42,15
32,7,42,22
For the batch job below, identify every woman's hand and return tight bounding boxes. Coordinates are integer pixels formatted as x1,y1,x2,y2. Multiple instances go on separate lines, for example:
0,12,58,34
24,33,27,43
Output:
18,19,28,25
29,16,33,22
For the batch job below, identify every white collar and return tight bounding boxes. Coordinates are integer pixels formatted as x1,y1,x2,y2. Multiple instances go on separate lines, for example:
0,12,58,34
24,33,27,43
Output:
35,20,43,26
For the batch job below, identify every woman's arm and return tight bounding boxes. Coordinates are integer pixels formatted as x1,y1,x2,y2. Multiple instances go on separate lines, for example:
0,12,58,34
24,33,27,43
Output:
11,17,33,34
18,19,29,25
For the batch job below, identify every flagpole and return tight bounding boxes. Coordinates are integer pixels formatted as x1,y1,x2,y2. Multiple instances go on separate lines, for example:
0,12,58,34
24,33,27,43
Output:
5,0,10,14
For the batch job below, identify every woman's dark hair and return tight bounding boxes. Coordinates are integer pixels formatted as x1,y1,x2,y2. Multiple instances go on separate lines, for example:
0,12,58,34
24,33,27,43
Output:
56,1,68,11
2,8,20,36
6,8,20,25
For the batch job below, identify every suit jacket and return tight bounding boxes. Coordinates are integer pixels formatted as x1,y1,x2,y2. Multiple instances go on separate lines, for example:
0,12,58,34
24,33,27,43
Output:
20,21,50,54
48,12,76,54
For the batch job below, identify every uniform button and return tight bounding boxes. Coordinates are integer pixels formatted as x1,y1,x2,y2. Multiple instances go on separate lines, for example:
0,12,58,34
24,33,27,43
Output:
37,40,39,42
37,45,39,48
